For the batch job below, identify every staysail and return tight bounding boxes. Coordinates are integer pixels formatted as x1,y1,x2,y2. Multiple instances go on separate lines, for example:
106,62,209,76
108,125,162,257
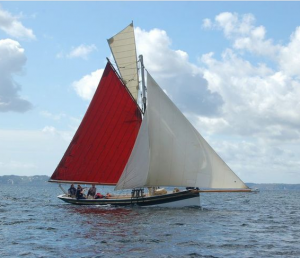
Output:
50,62,142,185
116,73,248,190
107,23,139,101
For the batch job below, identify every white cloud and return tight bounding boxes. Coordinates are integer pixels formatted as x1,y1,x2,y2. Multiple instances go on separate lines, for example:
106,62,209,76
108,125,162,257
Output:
0,38,32,112
72,69,104,100
279,27,300,77
201,13,300,142
40,110,66,121
56,44,97,60
197,12,300,183
215,12,253,38
67,44,97,59
207,138,300,184
0,129,72,176
42,126,73,142
208,12,279,58
42,126,57,134
0,5,36,40
202,18,212,29
135,27,223,116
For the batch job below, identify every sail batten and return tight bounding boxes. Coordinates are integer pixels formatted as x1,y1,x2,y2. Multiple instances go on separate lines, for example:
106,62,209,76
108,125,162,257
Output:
50,62,142,184
116,72,248,190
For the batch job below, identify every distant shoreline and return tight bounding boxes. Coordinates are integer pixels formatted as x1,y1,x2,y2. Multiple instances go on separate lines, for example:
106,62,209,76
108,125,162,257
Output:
0,175,49,185
1,175,300,190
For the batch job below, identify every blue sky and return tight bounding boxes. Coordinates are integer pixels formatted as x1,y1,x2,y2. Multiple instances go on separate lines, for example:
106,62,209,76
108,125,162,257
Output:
1,1,300,184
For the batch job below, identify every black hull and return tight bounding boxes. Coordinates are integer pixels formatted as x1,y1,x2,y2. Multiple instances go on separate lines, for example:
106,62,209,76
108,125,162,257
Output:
58,190,200,207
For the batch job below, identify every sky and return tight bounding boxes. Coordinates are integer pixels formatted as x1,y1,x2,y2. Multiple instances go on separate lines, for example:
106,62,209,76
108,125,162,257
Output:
0,1,300,184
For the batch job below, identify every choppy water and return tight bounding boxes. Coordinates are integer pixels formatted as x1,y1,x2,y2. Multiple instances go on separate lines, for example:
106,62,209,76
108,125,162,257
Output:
1,184,300,257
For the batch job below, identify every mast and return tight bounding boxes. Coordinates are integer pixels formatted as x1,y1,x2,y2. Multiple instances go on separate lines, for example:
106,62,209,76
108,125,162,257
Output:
139,55,147,112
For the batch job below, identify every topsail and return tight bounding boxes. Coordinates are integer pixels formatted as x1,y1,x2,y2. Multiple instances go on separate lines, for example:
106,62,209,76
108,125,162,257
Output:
108,22,139,101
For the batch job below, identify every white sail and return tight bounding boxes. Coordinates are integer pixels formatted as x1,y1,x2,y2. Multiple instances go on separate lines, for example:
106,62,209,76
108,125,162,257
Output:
107,23,139,100
115,111,150,190
116,73,248,190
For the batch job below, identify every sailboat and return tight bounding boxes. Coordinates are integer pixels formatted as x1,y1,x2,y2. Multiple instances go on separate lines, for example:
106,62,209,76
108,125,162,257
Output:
49,23,252,207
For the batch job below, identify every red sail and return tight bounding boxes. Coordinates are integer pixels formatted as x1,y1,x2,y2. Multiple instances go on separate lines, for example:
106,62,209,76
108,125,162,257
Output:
50,62,142,184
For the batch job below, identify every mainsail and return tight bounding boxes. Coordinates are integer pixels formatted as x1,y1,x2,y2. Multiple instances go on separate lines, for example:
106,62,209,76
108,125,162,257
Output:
107,23,139,101
116,73,248,190
50,62,142,184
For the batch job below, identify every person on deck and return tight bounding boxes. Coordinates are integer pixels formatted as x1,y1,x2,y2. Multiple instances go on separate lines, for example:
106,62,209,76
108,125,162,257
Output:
76,185,85,199
95,193,104,199
87,184,97,199
68,184,76,197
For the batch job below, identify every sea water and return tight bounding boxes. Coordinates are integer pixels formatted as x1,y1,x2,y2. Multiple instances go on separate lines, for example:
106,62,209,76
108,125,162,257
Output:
1,184,300,257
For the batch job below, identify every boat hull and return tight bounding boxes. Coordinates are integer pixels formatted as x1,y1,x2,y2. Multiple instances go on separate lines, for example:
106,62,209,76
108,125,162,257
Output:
58,190,200,208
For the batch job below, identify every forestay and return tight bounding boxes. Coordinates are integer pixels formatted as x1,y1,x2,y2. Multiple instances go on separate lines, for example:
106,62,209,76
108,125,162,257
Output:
116,73,248,190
